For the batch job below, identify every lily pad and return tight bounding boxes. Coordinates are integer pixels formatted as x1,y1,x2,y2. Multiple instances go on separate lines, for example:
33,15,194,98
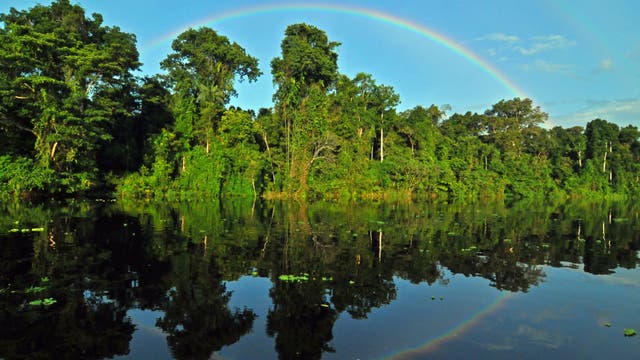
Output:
624,328,636,337
278,274,310,282
28,298,57,306
26,286,47,293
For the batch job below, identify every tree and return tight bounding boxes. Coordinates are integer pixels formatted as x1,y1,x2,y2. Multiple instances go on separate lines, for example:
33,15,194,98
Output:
0,0,140,192
585,119,619,182
270,24,340,195
271,23,340,100
397,105,443,158
370,84,400,162
161,27,261,150
218,108,264,196
482,98,548,157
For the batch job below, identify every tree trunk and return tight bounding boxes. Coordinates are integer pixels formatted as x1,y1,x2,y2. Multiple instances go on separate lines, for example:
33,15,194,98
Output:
577,150,582,168
378,231,383,262
262,131,277,183
252,178,257,199
50,141,58,160
409,137,414,158
380,127,384,162
380,112,385,162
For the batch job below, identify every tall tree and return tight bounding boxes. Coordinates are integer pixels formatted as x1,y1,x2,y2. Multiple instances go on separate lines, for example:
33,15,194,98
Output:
271,23,340,195
160,27,261,151
482,98,548,157
585,119,619,182
0,0,140,192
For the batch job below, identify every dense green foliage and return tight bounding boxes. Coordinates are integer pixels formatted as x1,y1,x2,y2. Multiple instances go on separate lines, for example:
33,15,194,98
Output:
1,1,638,200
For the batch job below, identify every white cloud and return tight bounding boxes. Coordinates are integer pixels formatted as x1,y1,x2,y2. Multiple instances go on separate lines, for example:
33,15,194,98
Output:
476,33,521,43
597,59,613,71
477,33,577,59
591,58,614,75
520,59,574,74
516,35,577,55
557,99,640,126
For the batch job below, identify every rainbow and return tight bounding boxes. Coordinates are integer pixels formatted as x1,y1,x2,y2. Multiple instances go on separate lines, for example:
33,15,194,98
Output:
143,3,529,99
382,290,516,359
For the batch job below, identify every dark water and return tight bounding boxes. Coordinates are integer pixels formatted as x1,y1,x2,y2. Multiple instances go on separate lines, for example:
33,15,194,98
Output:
1,199,639,359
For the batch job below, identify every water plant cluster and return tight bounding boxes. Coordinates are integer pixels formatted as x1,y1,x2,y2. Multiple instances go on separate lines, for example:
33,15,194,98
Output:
277,273,340,283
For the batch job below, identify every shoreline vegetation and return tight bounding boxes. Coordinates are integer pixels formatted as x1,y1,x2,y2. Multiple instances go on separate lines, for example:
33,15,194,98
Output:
1,1,639,203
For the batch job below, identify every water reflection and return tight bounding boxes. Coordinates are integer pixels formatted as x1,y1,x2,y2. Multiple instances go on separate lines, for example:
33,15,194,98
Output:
0,199,638,359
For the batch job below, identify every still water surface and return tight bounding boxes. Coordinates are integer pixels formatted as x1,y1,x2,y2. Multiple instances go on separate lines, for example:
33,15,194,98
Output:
1,199,639,359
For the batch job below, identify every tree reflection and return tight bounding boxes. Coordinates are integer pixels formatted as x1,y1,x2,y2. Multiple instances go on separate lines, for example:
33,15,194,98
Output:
267,280,337,359
155,252,255,360
0,199,639,359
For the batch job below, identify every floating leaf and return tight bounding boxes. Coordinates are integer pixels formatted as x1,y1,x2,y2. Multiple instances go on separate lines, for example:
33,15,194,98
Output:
26,286,47,293
624,328,636,337
28,298,57,306
42,298,57,306
278,274,310,282
604,323,612,327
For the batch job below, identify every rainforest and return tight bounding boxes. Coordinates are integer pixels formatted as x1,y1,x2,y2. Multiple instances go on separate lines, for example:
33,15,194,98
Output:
2,2,640,360
0,1,638,202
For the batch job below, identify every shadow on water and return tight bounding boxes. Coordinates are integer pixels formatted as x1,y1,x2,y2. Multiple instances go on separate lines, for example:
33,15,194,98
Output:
0,198,638,359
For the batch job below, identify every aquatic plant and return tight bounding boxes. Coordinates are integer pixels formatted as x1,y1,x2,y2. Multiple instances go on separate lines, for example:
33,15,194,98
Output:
25,286,47,293
278,274,310,282
28,298,57,306
623,328,636,337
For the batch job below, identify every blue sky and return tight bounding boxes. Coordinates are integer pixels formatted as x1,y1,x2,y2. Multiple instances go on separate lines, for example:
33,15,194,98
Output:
2,0,639,128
